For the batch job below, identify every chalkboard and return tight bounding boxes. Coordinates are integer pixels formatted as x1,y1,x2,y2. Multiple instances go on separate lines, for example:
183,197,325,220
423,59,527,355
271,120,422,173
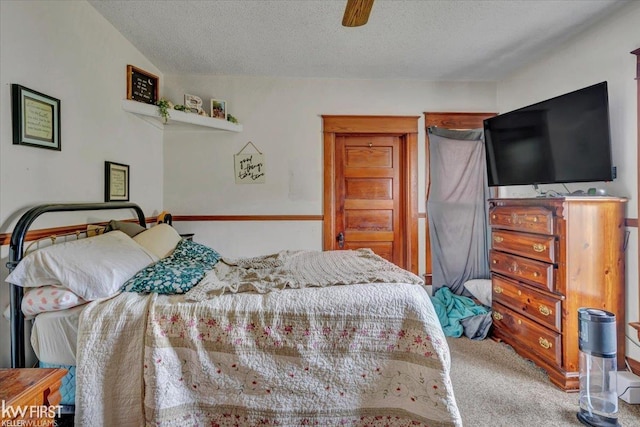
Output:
126,65,159,104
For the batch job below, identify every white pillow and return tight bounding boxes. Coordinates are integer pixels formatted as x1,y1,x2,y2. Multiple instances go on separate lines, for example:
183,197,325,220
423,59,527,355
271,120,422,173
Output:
133,223,182,259
463,279,492,307
22,286,87,317
6,231,157,300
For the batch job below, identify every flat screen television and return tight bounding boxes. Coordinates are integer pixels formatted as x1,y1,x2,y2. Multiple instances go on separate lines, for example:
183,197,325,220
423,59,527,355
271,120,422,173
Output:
484,81,613,187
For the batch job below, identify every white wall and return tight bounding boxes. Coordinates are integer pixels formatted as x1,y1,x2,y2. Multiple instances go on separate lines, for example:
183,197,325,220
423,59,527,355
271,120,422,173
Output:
0,1,164,368
161,76,497,261
496,2,640,361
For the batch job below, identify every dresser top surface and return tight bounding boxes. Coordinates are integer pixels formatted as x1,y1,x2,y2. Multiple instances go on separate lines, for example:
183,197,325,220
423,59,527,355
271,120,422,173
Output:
0,368,67,403
489,196,627,203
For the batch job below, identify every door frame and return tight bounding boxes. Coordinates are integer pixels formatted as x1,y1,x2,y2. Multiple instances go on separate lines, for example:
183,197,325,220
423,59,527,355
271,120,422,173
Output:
322,115,419,273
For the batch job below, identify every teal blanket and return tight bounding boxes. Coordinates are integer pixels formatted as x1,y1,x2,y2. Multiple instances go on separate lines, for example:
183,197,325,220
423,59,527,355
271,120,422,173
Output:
431,287,489,337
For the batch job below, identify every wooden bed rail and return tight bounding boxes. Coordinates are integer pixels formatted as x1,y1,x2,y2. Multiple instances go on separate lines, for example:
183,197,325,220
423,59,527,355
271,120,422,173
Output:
0,216,157,246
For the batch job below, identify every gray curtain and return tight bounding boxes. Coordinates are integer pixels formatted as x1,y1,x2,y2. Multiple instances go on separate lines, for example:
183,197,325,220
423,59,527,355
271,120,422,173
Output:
427,127,490,295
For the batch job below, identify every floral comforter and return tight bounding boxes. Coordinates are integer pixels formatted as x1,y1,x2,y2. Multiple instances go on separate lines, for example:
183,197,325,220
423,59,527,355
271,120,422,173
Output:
77,283,462,426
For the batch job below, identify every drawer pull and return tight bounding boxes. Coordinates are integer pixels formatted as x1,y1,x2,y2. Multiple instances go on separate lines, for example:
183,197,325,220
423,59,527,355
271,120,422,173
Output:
532,216,539,223
517,290,521,296
493,236,504,243
493,286,503,294
491,214,496,220
532,243,546,252
539,338,552,349
539,305,552,316
492,259,498,265
533,271,540,278
493,312,503,321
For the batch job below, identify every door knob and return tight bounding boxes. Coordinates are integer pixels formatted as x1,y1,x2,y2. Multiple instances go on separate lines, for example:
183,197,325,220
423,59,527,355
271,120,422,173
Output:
337,232,345,249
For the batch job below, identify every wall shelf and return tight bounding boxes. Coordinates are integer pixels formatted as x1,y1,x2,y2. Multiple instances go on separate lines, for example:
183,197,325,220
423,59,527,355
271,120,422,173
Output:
122,99,243,132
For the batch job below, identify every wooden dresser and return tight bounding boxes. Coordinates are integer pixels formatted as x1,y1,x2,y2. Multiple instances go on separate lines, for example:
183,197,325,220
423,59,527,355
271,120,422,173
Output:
488,197,626,390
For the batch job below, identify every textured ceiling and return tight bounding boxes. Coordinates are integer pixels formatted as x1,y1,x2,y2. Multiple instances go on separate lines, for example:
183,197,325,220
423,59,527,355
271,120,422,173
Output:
89,0,629,81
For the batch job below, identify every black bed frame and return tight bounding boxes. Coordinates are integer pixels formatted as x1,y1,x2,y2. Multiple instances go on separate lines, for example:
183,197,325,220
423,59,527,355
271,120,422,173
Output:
6,202,146,368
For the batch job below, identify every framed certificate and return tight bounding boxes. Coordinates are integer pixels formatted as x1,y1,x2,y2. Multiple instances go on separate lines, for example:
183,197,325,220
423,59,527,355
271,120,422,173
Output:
105,161,130,202
12,84,61,151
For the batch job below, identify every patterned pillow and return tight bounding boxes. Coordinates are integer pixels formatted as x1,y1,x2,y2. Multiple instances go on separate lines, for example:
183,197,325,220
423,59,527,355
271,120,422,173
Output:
122,239,221,294
22,286,87,317
171,238,222,266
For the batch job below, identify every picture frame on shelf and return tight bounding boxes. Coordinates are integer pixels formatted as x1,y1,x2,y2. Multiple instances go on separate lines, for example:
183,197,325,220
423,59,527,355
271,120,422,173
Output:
11,84,61,151
210,99,227,120
104,161,130,202
184,94,204,114
126,65,159,105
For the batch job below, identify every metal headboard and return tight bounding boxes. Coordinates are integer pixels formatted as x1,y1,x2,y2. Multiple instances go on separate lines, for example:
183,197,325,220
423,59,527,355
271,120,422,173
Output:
6,202,146,368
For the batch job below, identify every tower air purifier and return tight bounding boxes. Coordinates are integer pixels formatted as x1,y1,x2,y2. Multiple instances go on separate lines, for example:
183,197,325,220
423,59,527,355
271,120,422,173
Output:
577,308,620,427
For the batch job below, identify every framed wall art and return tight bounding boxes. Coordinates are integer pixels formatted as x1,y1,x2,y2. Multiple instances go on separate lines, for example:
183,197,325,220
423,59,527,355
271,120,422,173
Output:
126,64,159,104
210,99,227,120
11,84,61,151
104,161,130,202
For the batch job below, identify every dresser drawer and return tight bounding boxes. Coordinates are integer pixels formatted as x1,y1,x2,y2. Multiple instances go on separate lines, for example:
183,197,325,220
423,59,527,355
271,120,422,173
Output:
489,206,554,235
491,274,562,332
492,303,562,368
491,230,556,263
490,250,555,292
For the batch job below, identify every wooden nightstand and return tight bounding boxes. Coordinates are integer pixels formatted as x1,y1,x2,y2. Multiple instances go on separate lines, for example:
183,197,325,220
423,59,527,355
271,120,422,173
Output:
0,368,67,424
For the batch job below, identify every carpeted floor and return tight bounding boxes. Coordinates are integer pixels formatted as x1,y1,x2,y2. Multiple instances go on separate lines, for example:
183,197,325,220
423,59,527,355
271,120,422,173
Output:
447,337,640,426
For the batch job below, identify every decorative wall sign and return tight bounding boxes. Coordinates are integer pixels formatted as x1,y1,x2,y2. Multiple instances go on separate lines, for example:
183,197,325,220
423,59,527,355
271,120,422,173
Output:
210,99,227,120
11,84,61,151
184,94,203,114
234,141,265,184
126,65,159,104
105,161,130,202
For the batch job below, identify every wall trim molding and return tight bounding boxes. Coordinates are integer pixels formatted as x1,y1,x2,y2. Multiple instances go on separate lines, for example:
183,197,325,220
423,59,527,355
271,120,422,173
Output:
172,215,323,222
1,214,636,246
321,115,420,134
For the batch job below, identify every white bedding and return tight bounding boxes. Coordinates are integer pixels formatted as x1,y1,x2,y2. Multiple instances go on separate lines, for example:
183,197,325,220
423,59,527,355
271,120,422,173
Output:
31,304,86,366
76,283,462,426
76,292,151,426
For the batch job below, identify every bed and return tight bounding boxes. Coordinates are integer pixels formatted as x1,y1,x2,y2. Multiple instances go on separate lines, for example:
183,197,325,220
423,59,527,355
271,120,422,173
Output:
6,202,462,426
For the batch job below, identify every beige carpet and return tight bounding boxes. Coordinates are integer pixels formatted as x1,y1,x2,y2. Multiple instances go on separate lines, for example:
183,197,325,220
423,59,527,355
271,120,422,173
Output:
447,337,640,427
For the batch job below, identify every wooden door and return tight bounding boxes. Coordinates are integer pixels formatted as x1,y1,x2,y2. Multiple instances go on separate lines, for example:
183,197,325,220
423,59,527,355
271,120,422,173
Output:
322,115,419,273
334,135,402,265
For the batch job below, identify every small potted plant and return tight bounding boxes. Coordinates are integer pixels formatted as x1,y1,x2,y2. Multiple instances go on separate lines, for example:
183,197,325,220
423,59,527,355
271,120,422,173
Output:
156,98,173,123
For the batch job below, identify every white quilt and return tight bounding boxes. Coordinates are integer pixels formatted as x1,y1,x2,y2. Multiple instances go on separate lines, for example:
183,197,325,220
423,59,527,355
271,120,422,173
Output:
76,284,462,426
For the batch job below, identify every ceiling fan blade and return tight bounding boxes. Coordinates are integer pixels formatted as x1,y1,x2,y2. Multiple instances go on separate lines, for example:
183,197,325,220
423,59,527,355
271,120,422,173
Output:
342,0,374,27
